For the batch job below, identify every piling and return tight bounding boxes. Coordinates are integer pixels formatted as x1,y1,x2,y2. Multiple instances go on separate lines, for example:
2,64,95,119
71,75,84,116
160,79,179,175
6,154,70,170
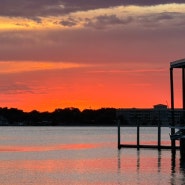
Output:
180,138,185,157
170,67,176,153
118,119,121,149
180,127,185,158
181,68,185,157
137,122,140,150
158,121,161,150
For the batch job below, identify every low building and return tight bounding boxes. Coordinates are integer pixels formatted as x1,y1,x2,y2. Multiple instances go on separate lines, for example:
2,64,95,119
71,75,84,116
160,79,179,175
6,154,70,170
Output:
117,104,185,126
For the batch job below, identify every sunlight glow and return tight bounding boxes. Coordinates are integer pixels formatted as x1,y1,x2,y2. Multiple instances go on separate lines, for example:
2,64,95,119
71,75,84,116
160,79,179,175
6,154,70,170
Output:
0,3,184,111
0,61,87,74
0,3,185,31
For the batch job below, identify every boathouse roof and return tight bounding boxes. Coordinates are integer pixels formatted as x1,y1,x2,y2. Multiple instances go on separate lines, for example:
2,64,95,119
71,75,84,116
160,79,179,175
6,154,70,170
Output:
170,58,185,68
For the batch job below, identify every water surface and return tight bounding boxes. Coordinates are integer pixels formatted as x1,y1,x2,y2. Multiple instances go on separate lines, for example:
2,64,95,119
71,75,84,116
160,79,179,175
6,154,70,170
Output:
0,127,184,185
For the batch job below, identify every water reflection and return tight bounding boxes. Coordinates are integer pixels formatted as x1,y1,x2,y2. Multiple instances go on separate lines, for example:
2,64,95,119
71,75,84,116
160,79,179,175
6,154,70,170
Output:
136,150,140,171
180,156,185,185
180,156,185,170
157,151,161,173
180,158,185,185
118,149,185,185
117,150,121,173
1,127,185,185
171,151,176,173
117,149,163,172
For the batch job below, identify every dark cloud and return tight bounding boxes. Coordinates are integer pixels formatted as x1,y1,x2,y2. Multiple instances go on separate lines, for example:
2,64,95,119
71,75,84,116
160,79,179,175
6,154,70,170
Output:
0,20,185,64
137,12,185,28
0,0,61,17
0,0,184,19
85,15,133,29
0,80,33,94
83,12,185,30
60,17,79,27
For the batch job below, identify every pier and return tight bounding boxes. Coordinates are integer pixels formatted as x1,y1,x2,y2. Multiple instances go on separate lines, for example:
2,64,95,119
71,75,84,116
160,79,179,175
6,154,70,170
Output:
170,59,185,156
117,59,185,154
117,120,180,151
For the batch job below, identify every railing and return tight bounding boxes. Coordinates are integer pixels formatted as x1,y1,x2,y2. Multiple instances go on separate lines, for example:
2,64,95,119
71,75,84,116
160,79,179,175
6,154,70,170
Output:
117,119,180,151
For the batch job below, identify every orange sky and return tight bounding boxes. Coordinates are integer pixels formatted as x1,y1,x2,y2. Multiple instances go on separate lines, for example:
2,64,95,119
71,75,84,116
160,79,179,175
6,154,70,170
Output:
0,1,185,112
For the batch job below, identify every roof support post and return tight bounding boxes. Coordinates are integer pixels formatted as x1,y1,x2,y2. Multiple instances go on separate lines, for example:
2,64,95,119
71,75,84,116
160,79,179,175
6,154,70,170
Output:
183,68,185,110
170,67,176,152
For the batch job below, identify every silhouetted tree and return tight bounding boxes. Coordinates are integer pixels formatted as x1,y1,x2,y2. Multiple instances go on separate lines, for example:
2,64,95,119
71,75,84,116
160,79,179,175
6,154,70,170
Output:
0,106,117,126
5,108,25,124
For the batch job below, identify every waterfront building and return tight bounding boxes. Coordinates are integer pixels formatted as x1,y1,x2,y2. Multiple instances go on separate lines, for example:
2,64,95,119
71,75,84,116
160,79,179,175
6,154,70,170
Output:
117,104,185,126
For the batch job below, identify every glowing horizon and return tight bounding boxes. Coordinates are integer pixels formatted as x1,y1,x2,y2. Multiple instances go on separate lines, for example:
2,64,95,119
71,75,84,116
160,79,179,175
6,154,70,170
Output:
0,1,185,112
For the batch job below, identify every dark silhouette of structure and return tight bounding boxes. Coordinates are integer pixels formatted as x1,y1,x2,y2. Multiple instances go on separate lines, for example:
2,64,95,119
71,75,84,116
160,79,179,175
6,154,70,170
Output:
170,58,185,157
117,59,185,153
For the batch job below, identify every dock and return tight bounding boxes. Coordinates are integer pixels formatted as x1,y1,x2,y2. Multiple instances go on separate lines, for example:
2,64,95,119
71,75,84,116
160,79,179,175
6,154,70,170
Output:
117,59,185,155
117,120,180,151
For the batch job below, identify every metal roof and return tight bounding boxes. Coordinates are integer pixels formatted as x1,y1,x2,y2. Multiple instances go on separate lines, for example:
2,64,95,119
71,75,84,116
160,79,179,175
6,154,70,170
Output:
170,58,185,68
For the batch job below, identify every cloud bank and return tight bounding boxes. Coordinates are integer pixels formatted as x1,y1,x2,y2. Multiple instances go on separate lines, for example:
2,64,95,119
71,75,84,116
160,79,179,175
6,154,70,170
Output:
0,2,185,65
0,0,184,18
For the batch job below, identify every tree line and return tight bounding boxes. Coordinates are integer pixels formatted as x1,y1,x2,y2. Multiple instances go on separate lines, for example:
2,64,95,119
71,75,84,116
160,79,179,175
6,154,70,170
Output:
0,107,117,126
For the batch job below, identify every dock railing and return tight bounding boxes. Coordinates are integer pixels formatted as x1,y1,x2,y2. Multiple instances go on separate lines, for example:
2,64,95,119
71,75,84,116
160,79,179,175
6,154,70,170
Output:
117,119,180,150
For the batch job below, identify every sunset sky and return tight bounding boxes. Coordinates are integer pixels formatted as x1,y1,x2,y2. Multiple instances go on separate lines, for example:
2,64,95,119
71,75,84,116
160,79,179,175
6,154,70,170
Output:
1,0,185,112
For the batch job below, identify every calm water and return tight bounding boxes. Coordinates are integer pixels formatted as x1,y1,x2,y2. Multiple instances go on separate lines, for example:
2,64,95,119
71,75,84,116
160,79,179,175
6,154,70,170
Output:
0,126,184,185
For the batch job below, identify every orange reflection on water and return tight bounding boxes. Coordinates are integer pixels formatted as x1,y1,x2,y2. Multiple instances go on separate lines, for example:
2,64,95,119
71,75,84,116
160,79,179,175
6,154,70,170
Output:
0,143,103,152
0,149,182,185
0,157,118,174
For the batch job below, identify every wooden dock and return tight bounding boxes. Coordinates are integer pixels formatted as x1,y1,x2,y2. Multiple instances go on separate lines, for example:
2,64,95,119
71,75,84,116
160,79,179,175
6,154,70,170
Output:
117,120,180,151
119,144,180,150
117,59,185,155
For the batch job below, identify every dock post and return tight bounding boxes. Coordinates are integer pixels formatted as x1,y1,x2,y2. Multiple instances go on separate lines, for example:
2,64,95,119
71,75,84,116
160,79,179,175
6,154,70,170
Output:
170,67,176,153
180,138,185,169
180,138,185,158
137,122,140,150
181,68,185,158
118,119,121,149
158,119,161,151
